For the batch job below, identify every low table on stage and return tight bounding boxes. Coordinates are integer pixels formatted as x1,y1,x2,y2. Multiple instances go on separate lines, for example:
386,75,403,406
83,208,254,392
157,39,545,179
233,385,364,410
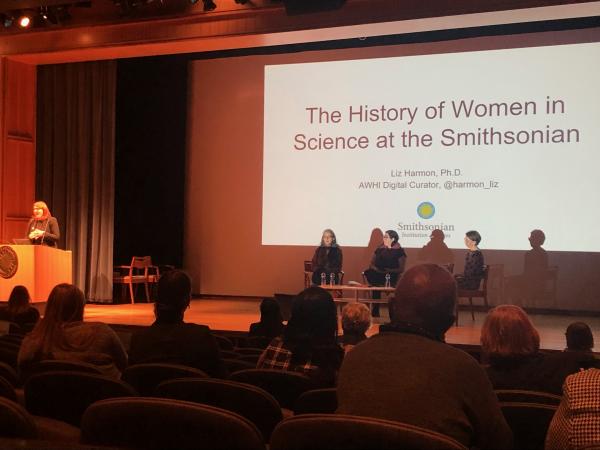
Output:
0,245,72,302
320,284,395,312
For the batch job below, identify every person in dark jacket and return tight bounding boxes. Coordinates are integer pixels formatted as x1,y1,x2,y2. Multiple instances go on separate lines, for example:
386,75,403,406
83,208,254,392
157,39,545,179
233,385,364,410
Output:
129,270,227,378
311,229,343,285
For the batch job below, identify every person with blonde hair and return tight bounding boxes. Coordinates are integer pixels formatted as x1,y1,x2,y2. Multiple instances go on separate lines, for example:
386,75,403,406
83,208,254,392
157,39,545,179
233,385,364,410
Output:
27,201,60,247
18,283,127,378
340,303,371,352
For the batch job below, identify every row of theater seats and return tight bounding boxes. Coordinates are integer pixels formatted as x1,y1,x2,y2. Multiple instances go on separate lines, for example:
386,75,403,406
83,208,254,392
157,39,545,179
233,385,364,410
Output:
0,357,584,450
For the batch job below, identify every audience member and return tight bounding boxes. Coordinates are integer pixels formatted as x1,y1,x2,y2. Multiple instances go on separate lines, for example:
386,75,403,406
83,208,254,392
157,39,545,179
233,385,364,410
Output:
337,264,512,450
129,270,226,378
0,285,40,331
340,303,371,352
566,321,594,352
545,368,600,450
249,297,284,339
18,283,127,378
257,286,343,387
481,305,588,394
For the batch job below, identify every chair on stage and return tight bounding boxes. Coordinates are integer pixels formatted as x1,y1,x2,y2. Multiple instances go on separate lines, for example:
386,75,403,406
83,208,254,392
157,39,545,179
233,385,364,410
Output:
304,261,344,288
113,256,160,303
455,264,503,325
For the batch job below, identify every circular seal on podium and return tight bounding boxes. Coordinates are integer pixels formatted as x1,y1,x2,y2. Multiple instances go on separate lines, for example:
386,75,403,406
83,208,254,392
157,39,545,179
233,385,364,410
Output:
0,246,18,279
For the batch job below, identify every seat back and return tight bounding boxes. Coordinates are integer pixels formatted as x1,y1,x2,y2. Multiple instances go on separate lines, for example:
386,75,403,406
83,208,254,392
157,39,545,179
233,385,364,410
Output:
0,397,38,439
0,376,16,402
270,414,468,450
294,388,337,415
130,255,152,276
500,402,557,450
229,369,315,410
122,363,208,396
214,334,235,350
495,389,561,406
20,359,103,384
24,371,137,426
81,397,265,450
0,362,18,387
223,358,256,373
155,378,283,441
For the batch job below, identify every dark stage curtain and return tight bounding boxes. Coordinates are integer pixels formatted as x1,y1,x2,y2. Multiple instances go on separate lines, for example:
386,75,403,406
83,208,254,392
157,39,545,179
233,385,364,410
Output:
36,61,116,303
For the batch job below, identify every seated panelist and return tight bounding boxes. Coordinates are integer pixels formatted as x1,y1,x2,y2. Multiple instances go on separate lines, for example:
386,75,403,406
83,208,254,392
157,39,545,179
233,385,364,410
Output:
311,229,343,285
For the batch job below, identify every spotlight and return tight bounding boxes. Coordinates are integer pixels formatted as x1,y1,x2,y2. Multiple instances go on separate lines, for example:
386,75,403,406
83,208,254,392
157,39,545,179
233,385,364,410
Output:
202,0,216,11
189,0,199,4
18,14,31,28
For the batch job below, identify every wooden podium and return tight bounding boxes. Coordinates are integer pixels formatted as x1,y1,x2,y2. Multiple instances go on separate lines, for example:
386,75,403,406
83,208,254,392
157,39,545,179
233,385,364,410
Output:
0,245,72,302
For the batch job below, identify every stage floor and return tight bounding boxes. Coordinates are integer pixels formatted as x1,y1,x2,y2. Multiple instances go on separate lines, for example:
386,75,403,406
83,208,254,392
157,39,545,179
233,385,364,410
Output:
79,297,600,351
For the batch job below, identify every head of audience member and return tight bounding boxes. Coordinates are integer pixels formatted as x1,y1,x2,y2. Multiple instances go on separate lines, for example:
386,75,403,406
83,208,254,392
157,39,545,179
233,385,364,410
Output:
320,229,337,247
7,285,32,315
464,230,481,249
388,264,456,340
285,287,339,364
32,201,50,220
565,321,594,352
30,283,85,354
383,230,399,248
481,305,540,365
528,229,546,249
341,303,371,338
259,297,283,325
155,270,192,324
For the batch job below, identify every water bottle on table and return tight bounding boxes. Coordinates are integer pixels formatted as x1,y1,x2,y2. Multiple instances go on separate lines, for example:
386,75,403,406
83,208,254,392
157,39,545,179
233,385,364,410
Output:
385,273,391,288
321,272,326,286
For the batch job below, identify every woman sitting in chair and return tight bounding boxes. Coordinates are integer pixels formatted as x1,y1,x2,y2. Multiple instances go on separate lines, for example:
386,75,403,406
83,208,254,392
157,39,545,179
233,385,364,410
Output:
257,286,343,387
455,230,485,290
18,284,127,378
311,229,343,285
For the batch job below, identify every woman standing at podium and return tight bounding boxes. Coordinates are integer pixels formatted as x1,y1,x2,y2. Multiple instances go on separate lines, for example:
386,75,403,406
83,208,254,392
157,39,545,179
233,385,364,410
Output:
27,201,60,247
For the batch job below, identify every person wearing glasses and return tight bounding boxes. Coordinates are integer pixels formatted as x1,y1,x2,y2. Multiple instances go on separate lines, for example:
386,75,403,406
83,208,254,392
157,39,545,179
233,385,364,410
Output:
363,230,407,316
27,201,60,247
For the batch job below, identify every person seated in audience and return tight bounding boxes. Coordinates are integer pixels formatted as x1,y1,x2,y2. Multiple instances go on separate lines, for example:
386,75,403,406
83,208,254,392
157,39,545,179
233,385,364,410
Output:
249,297,284,339
337,264,512,450
0,285,40,332
257,286,343,387
339,303,371,353
310,229,343,285
545,367,600,450
566,321,594,353
129,270,226,378
481,305,586,394
455,230,484,290
17,283,127,378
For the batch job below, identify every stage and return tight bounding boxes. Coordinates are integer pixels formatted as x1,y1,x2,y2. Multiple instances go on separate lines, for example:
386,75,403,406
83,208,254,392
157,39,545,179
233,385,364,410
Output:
75,297,600,351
